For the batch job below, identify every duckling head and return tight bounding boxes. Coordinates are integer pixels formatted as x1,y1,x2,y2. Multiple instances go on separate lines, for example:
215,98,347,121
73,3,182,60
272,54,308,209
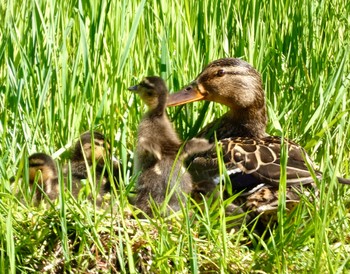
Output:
28,153,57,184
129,76,168,116
167,58,267,133
71,131,109,163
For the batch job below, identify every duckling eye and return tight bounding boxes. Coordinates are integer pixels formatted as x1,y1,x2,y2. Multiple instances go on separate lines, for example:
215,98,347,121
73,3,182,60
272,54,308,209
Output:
146,91,154,97
216,69,225,77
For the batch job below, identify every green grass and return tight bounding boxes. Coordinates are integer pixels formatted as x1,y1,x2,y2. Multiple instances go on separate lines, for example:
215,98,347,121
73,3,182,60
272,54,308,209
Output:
1,0,350,272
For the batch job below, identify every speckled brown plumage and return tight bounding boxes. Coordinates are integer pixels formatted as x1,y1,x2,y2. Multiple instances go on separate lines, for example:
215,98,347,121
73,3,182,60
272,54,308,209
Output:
167,57,350,226
190,136,323,188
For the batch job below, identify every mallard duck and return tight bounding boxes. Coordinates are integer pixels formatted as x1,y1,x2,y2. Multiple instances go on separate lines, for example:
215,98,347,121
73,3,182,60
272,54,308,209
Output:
66,131,121,205
28,153,59,203
167,58,350,223
129,76,212,216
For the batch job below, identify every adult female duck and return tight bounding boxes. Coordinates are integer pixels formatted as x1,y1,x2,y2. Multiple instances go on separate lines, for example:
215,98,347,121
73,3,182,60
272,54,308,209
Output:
167,58,349,220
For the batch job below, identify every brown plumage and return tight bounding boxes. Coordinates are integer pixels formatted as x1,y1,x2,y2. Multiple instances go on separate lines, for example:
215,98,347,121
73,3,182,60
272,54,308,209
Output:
25,132,120,206
129,76,212,216
65,131,121,205
168,58,267,141
167,57,350,225
28,153,59,204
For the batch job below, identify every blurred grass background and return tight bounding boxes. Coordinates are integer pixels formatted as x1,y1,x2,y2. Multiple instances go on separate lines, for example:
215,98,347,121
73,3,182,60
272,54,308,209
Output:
0,0,350,272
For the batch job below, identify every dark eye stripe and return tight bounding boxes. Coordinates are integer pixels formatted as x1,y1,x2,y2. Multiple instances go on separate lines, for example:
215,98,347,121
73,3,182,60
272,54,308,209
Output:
224,71,246,76
94,141,103,146
30,163,44,167
140,80,155,89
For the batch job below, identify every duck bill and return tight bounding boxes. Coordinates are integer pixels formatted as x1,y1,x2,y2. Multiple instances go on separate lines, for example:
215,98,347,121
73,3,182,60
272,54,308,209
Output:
167,85,205,107
128,85,139,92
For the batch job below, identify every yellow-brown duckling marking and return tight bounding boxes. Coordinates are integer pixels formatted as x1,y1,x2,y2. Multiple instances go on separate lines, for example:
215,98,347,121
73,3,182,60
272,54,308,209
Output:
26,132,120,206
28,153,59,203
71,131,112,165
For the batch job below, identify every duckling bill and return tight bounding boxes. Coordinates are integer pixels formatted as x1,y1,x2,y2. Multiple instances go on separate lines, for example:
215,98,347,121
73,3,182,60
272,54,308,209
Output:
129,76,212,216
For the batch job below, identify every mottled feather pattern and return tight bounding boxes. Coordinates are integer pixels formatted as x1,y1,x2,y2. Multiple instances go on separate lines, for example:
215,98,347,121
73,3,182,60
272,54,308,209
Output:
167,57,350,229
192,136,322,188
190,135,320,224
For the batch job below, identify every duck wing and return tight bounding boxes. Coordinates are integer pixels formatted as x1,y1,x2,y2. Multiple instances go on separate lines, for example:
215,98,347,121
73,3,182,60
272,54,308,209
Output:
190,136,323,189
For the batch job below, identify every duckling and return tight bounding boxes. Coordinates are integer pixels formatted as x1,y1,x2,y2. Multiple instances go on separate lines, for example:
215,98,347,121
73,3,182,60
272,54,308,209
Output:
66,131,121,205
69,131,121,186
167,58,350,224
25,131,120,206
71,131,112,165
129,76,212,216
28,153,59,204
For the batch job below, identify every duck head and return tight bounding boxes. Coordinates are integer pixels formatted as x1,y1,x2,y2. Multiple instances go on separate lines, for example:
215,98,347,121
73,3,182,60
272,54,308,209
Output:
129,76,168,116
28,153,57,184
71,131,111,164
167,58,267,137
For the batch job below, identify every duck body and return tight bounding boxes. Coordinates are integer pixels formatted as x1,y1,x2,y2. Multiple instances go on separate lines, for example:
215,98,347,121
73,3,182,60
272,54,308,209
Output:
130,76,211,216
190,136,322,189
189,136,320,221
167,58,350,224
134,111,190,214
134,110,182,172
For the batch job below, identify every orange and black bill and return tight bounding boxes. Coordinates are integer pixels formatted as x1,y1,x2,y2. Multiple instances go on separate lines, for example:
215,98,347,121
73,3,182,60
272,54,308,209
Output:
167,83,205,107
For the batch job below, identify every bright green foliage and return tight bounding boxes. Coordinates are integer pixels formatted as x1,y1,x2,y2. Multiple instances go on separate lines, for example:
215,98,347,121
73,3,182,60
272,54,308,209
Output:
1,0,350,272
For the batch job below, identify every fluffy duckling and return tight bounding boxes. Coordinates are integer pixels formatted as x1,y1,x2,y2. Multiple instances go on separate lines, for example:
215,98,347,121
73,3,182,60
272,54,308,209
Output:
66,131,121,205
28,153,59,204
69,131,120,186
167,58,350,224
129,76,212,216
25,132,120,206
71,131,111,164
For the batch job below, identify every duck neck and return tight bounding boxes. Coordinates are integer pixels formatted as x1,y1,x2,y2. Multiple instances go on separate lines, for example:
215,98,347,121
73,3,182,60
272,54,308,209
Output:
197,106,267,141
148,94,167,118
147,104,166,118
227,106,267,138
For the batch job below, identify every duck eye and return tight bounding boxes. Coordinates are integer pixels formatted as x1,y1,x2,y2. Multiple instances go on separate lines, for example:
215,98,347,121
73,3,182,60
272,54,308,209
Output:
217,69,225,77
146,91,153,96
